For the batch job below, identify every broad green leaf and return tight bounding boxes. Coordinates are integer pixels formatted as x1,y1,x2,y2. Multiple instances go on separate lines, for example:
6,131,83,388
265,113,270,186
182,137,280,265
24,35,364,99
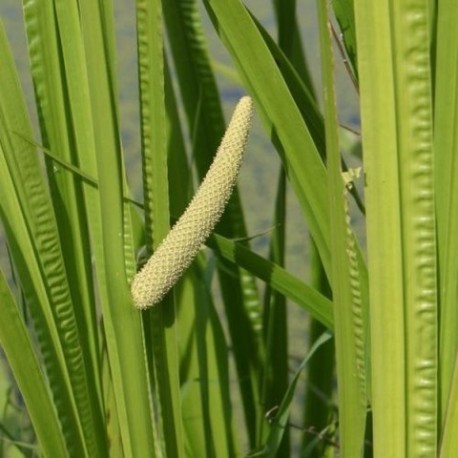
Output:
355,6,406,452
434,0,458,422
355,0,437,455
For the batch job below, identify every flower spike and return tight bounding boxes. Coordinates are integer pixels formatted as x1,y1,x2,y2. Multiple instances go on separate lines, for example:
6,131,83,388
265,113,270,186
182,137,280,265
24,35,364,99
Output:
131,96,254,309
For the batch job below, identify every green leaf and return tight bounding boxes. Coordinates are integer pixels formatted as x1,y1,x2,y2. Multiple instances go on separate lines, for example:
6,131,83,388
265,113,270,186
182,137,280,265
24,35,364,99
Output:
203,0,331,278
440,358,458,457
332,0,358,78
259,170,289,454
272,0,315,90
207,234,333,330
1,15,102,455
136,1,184,455
76,1,157,454
177,263,237,458
0,268,67,457
163,4,262,442
355,0,437,455
318,2,366,454
163,4,264,443
259,332,333,457
434,0,458,422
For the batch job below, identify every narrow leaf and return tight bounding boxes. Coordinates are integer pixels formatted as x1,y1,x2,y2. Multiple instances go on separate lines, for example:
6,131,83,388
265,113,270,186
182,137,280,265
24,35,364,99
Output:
318,2,366,455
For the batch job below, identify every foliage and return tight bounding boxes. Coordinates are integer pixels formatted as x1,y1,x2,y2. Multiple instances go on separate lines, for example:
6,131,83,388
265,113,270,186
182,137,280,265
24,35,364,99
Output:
0,0,456,456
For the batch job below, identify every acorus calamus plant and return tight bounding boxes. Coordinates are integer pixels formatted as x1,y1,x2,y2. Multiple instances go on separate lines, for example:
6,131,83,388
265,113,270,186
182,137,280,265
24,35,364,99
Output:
0,0,458,457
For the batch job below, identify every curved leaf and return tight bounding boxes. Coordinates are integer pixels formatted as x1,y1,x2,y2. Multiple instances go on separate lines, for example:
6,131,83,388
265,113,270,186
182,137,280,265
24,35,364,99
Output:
207,234,333,330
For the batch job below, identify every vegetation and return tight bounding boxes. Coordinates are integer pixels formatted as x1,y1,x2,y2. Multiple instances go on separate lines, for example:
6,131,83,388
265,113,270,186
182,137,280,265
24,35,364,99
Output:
0,0,456,456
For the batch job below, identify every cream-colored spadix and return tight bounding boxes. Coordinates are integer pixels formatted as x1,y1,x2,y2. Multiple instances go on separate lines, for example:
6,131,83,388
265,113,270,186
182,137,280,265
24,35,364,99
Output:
131,96,254,309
